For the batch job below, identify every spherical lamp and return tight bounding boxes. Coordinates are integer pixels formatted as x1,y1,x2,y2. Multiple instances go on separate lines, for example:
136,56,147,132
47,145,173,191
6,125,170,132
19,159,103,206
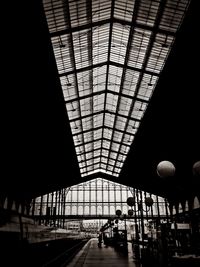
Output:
128,209,134,216
127,197,136,207
157,160,175,178
192,161,200,176
116,209,122,217
145,197,154,207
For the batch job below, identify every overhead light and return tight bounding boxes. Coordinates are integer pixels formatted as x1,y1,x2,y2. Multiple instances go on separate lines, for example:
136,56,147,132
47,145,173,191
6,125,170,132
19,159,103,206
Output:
157,160,176,178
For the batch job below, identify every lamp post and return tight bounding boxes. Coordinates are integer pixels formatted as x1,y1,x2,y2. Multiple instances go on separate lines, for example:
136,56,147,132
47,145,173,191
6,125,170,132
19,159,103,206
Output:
116,209,127,232
114,196,154,256
115,209,129,250
156,160,200,256
115,209,122,231
156,161,176,221
127,196,154,250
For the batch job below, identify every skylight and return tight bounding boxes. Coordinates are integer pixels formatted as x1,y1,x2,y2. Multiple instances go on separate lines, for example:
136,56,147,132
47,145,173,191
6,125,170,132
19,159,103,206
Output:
43,0,191,178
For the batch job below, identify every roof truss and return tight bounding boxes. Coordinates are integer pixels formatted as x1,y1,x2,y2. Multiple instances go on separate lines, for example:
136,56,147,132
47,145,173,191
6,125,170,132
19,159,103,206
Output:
43,0,191,178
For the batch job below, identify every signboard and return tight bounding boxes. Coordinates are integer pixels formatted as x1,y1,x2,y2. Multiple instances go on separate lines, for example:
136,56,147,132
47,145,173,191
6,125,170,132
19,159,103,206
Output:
171,223,190,230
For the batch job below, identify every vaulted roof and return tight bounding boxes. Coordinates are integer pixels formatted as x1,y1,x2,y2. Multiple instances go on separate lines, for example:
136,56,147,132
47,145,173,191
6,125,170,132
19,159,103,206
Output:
43,0,191,178
1,0,200,201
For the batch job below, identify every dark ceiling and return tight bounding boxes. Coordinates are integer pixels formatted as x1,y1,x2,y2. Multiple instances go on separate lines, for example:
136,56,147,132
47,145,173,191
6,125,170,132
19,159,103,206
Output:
1,0,200,201
119,0,200,200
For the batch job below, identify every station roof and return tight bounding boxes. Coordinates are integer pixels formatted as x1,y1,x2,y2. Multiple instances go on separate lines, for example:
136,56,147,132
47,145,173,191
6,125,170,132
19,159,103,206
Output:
1,0,200,201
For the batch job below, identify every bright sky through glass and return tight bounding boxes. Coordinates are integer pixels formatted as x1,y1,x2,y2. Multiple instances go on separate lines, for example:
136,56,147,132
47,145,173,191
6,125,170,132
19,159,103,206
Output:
43,0,191,178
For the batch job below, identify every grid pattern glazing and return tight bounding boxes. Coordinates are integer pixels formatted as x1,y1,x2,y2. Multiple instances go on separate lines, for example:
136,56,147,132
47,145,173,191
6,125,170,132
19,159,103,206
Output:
43,0,191,178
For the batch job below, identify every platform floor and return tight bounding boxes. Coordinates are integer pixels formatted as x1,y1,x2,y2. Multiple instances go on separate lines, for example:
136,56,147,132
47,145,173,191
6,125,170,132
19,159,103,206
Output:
66,238,140,267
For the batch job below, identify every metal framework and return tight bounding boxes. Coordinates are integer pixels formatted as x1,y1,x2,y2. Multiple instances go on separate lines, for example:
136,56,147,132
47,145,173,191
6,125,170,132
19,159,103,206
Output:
42,0,191,178
31,178,177,228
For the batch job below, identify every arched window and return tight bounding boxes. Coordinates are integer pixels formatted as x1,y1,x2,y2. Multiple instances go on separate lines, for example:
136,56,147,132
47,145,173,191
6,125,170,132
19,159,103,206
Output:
84,206,89,215
91,206,96,215
110,206,115,215
65,206,70,215
122,205,128,214
77,205,82,215
104,205,109,215
72,206,77,215
97,206,102,215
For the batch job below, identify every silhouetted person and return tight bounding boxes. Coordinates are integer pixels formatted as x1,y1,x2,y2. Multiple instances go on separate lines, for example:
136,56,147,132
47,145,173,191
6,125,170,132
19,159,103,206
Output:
98,232,102,247
103,232,108,247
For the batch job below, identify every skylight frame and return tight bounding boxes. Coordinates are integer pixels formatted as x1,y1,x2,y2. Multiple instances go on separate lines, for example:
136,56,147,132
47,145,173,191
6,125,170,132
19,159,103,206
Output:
43,0,191,178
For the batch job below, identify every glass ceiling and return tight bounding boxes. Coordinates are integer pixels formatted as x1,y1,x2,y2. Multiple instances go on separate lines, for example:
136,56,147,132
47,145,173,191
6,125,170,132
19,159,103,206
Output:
43,0,191,178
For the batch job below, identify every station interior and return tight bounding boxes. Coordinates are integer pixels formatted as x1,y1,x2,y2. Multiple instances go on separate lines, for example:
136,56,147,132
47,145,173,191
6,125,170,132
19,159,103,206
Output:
1,0,200,266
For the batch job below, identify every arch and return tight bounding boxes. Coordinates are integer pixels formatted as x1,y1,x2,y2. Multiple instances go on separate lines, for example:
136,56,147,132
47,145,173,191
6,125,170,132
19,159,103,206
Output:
72,206,77,215
104,205,109,215
78,206,83,215
84,206,89,215
110,205,115,215
91,206,96,215
97,206,102,215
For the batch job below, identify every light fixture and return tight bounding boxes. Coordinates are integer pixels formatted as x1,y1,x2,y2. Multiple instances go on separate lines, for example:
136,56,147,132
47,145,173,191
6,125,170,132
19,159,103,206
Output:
128,209,134,216
157,160,176,178
192,161,200,176
127,196,135,207
145,197,154,207
116,209,122,217
127,196,153,212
